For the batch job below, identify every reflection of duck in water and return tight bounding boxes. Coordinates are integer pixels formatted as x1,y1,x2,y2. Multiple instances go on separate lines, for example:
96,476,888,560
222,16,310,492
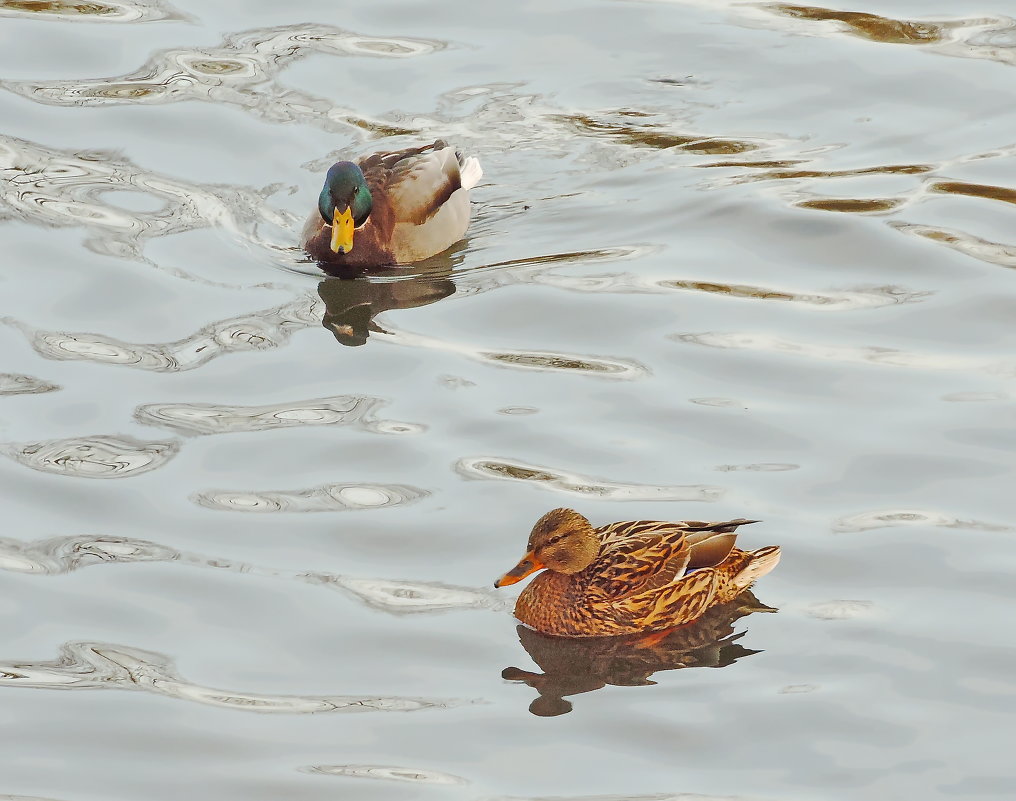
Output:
494,508,780,637
503,591,775,716
303,140,482,271
317,267,456,347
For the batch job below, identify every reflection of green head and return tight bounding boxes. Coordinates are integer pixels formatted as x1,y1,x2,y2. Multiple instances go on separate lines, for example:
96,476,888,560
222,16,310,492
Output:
317,277,457,347
317,162,373,226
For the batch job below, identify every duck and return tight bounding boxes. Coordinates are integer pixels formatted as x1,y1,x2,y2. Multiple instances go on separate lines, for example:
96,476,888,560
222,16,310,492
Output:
494,508,781,637
302,140,482,272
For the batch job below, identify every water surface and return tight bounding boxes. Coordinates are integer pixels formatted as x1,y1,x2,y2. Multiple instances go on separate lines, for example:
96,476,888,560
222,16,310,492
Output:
2,1,1015,799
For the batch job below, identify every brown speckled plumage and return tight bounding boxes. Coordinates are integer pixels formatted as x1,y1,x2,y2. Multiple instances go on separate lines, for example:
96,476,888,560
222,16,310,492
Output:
497,508,781,637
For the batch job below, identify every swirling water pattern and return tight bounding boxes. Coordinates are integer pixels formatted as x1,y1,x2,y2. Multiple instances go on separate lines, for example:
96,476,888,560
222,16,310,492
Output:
1,23,445,132
1,434,179,478
0,373,59,396
0,533,500,611
2,0,1016,800
192,482,428,512
135,395,424,435
0,640,467,713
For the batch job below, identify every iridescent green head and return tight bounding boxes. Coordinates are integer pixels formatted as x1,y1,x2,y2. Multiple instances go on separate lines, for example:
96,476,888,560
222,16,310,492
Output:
318,161,373,254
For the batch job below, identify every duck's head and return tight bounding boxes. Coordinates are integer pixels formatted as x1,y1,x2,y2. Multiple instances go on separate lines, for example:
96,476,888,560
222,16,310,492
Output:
495,508,600,588
318,161,373,254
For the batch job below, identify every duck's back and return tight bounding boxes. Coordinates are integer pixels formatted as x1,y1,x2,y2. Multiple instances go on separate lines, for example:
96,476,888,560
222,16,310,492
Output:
362,141,481,263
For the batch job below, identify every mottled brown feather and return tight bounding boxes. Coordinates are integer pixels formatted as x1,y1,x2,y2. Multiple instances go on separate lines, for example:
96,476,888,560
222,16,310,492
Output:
357,139,462,225
508,512,779,637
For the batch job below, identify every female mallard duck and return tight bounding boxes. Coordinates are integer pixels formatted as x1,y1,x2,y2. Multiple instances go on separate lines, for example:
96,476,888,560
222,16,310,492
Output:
302,140,482,270
494,508,780,637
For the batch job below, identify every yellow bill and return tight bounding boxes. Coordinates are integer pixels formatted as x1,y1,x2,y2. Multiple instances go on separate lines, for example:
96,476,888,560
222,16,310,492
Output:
330,206,355,254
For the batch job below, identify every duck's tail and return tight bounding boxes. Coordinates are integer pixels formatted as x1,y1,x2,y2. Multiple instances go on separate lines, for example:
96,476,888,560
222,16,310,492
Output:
458,155,483,190
732,545,781,590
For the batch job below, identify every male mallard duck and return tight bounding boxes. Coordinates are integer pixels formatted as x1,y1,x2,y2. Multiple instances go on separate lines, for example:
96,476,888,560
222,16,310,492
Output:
494,508,781,637
302,140,482,270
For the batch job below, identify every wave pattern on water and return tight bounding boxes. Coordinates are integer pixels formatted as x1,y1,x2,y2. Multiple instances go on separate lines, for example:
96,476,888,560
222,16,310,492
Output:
0,0,189,23
295,84,809,173
8,284,644,380
942,391,1012,402
0,133,299,270
892,222,1016,271
0,533,502,617
377,324,649,380
491,793,769,801
1,24,443,134
307,574,501,614
192,482,428,512
833,509,1013,533
551,110,780,156
805,600,875,620
135,395,423,436
0,373,59,396
1,434,179,478
303,764,467,784
0,796,68,801
0,641,468,713
714,463,798,472
673,1,1016,71
532,272,928,311
5,296,320,371
0,534,178,574
674,332,1016,377
0,0,1013,795
716,162,934,185
449,246,653,284
763,5,1016,68
456,457,723,501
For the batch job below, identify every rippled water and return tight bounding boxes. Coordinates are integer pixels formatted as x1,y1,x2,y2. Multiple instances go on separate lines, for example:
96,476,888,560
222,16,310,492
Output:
2,1,1016,799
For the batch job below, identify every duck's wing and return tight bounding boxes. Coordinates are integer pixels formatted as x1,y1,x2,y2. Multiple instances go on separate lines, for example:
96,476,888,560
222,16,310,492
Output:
585,522,689,601
358,140,479,225
587,519,756,601
608,566,723,630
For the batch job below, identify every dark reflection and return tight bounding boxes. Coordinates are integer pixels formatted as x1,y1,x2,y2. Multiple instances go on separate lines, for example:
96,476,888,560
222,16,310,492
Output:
317,259,456,347
502,591,775,716
797,197,902,213
1,1,118,14
724,163,932,182
554,112,759,154
931,181,1016,206
771,5,942,45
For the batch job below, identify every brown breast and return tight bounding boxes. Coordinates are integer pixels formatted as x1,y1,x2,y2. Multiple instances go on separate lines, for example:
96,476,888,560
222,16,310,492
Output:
514,571,620,637
303,188,398,271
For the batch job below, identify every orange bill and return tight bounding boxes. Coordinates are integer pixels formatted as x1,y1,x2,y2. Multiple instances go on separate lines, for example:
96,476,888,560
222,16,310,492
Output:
330,206,355,254
494,551,545,588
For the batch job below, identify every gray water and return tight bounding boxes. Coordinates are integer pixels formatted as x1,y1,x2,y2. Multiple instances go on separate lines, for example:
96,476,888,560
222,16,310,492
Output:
2,1,1015,799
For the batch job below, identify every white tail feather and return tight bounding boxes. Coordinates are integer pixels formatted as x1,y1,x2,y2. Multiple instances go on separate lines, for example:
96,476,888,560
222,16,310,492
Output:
733,546,781,589
459,156,483,190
